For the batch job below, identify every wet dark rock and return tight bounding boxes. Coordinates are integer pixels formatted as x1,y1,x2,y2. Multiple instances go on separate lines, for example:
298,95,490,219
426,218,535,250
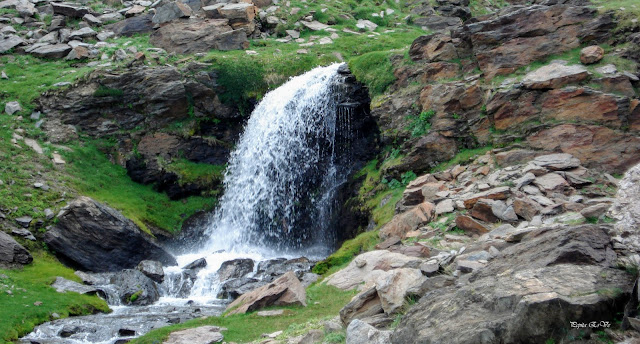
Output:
183,258,207,270
44,197,177,272
136,260,165,283
109,269,159,306
217,258,254,281
218,277,267,299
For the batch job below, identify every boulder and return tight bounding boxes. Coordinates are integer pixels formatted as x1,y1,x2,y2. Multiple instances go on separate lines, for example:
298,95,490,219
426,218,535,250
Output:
533,173,570,194
51,277,99,294
0,34,25,53
340,287,384,326
69,27,97,40
532,153,581,171
462,186,511,209
326,250,421,290
380,202,434,239
164,326,224,344
183,258,207,270
4,101,21,115
29,44,72,59
225,271,306,314
218,277,267,299
455,215,489,235
218,3,256,31
217,258,254,281
392,225,631,344
0,231,32,266
522,63,590,89
106,14,154,36
110,269,160,306
152,2,192,24
347,319,391,344
51,2,90,17
580,45,604,64
136,260,165,283
44,197,177,272
149,19,249,54
375,268,426,314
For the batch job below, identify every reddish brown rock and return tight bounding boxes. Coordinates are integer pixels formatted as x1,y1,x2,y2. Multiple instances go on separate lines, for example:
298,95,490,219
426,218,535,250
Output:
462,186,511,209
468,5,600,79
470,199,499,223
380,202,435,239
455,215,489,235
488,89,539,131
580,45,604,64
540,87,627,128
225,271,306,315
593,74,636,98
527,124,640,174
419,62,461,83
393,132,458,174
513,197,542,221
420,83,484,118
409,33,458,62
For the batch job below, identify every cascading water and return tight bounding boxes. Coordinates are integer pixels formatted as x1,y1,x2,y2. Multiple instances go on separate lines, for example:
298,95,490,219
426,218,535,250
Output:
22,63,374,343
200,62,356,255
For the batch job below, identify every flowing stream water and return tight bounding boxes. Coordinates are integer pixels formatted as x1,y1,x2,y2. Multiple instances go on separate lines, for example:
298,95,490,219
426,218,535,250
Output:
23,63,358,343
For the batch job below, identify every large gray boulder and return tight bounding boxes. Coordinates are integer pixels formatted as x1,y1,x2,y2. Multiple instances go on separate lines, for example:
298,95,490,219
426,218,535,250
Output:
109,269,160,306
0,231,32,267
392,225,633,344
44,197,177,272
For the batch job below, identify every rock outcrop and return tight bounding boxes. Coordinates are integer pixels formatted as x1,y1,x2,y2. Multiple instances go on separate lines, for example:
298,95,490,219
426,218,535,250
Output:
44,197,177,272
149,19,249,54
392,225,632,344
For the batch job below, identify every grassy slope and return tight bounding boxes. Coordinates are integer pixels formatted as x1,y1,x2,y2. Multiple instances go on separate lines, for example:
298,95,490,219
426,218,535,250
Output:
0,253,109,343
130,283,357,343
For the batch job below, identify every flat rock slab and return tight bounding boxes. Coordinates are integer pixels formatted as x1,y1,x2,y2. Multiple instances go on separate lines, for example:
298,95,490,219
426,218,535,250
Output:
52,276,99,294
164,326,223,344
325,250,422,290
522,63,589,89
532,153,581,170
301,20,329,31
29,44,72,59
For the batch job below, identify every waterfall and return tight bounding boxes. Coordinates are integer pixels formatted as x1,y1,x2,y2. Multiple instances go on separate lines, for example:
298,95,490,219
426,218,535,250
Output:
199,63,354,256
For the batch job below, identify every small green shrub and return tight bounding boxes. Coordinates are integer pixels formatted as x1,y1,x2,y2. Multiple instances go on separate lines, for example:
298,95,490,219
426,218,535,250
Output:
407,110,435,137
94,86,124,97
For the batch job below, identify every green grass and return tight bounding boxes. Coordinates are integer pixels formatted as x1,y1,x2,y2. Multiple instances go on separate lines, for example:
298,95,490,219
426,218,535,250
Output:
349,51,396,96
130,283,358,344
61,141,217,234
0,253,110,343
0,55,93,114
431,146,493,172
164,158,226,188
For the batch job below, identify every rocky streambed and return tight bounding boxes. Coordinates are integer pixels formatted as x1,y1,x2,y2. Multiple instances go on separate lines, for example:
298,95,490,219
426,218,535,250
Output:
20,250,320,343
